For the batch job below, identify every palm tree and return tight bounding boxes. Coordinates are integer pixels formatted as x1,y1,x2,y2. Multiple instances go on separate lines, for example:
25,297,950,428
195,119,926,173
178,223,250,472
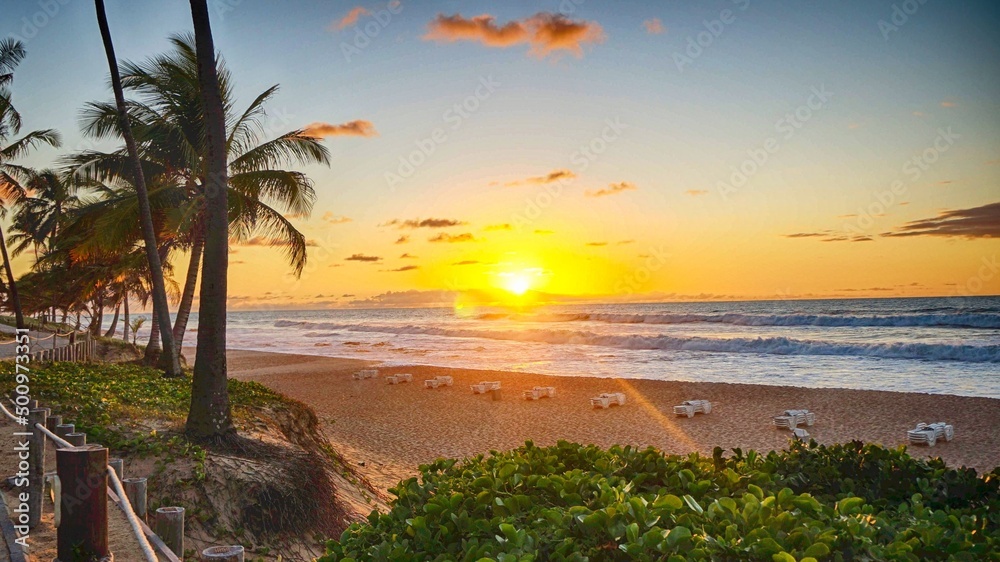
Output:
8,169,80,258
0,38,60,329
93,0,182,376
188,0,233,439
71,35,326,364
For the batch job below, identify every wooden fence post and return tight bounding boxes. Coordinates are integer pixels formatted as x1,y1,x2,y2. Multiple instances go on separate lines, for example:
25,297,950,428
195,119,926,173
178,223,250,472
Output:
202,546,244,561
55,423,75,439
45,414,62,433
155,506,185,558
66,433,87,446
56,445,110,561
122,477,147,519
28,408,47,528
108,458,123,480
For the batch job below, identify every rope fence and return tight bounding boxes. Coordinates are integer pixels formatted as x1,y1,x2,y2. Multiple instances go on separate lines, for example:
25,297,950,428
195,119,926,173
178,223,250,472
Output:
1,394,247,561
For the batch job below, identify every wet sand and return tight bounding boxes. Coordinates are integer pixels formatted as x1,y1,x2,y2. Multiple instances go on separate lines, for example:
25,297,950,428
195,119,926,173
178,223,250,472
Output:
216,349,1000,492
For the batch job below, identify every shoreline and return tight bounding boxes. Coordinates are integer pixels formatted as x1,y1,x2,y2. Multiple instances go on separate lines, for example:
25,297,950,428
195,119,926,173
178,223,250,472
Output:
209,349,1000,492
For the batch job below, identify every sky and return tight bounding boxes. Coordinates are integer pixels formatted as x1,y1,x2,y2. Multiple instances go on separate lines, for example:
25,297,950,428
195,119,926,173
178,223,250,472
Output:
3,0,999,309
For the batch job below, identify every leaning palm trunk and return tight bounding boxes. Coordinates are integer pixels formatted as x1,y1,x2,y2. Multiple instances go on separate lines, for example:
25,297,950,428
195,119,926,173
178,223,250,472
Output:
145,300,161,363
122,292,130,343
0,226,24,329
172,228,203,361
186,0,234,439
94,0,181,376
104,302,120,338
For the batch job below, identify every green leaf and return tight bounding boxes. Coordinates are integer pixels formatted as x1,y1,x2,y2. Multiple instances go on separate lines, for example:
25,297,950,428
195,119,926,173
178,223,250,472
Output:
683,494,704,515
666,525,692,547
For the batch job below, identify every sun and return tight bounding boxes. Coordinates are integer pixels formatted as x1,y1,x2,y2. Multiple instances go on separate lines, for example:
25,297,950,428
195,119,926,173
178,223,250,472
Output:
504,273,533,296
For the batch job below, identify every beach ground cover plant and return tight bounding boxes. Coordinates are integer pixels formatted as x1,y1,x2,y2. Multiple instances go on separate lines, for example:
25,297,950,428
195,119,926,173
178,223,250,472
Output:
323,440,999,561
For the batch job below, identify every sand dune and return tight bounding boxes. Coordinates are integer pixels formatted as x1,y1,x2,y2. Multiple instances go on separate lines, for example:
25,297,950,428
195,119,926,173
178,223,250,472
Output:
217,349,1000,492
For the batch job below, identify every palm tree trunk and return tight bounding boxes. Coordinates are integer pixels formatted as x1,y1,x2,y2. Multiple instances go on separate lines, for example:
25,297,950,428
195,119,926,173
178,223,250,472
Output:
0,226,25,329
104,301,120,338
172,228,203,361
122,291,130,343
144,300,161,363
186,0,234,439
94,0,181,377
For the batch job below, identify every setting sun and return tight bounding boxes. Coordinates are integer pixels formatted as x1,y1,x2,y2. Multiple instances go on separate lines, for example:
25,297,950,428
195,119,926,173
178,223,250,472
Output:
500,271,534,296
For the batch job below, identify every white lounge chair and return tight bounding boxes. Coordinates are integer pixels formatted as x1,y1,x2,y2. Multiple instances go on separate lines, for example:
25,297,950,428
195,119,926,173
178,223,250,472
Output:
590,392,626,409
522,386,556,400
773,409,816,430
387,373,412,385
792,428,810,441
352,369,378,380
672,400,712,418
424,376,454,389
907,422,954,447
471,381,501,394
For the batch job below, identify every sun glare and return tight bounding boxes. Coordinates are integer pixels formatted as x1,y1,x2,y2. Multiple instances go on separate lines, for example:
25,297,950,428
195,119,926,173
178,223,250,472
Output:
503,273,533,295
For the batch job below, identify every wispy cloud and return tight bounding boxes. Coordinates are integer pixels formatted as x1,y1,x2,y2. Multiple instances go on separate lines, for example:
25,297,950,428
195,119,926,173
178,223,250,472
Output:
322,212,352,224
643,18,664,34
534,229,554,235
236,236,319,247
452,260,480,265
400,253,417,259
395,235,410,244
783,231,872,242
383,218,468,229
345,253,382,262
303,120,378,138
424,13,605,58
504,169,575,187
940,100,957,108
616,239,634,245
484,223,513,231
586,181,636,198
882,202,1000,238
429,232,477,243
684,189,708,197
334,6,369,30
386,265,420,272
585,241,608,247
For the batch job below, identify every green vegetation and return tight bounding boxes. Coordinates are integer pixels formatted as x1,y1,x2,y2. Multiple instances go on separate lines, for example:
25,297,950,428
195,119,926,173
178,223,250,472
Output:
323,440,1000,561
0,361,289,454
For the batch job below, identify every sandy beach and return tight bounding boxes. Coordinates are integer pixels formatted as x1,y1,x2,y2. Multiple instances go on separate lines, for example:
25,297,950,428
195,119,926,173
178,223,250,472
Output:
211,349,1000,492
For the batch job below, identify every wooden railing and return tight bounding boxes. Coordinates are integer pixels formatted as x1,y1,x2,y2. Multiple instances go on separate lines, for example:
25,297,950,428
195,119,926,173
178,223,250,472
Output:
0,330,96,362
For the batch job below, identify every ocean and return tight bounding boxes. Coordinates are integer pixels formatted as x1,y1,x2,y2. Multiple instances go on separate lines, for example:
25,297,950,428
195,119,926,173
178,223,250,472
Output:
213,296,1000,399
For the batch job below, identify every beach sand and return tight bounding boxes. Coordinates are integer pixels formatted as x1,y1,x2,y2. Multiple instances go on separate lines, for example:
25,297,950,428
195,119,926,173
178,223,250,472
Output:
217,349,1000,493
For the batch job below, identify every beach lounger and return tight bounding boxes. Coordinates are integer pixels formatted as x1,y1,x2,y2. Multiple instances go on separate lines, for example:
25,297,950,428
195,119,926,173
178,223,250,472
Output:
387,373,412,385
352,369,378,380
522,386,556,400
672,399,712,418
792,428,810,441
424,376,454,389
590,392,626,409
907,422,954,447
773,409,816,430
471,381,501,394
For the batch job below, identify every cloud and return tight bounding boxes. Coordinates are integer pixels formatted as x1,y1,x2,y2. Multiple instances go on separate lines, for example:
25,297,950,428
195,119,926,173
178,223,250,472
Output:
424,13,605,58
395,235,410,244
399,253,417,259
452,260,480,266
386,265,420,272
303,120,378,138
783,231,872,242
383,218,468,229
428,232,476,243
585,241,607,247
484,223,513,231
345,254,382,262
940,101,957,108
334,6,369,30
643,18,664,34
504,169,576,187
882,202,1000,239
586,181,636,198
616,239,634,245
534,229,554,235
322,212,352,224
684,189,708,197
936,180,953,185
